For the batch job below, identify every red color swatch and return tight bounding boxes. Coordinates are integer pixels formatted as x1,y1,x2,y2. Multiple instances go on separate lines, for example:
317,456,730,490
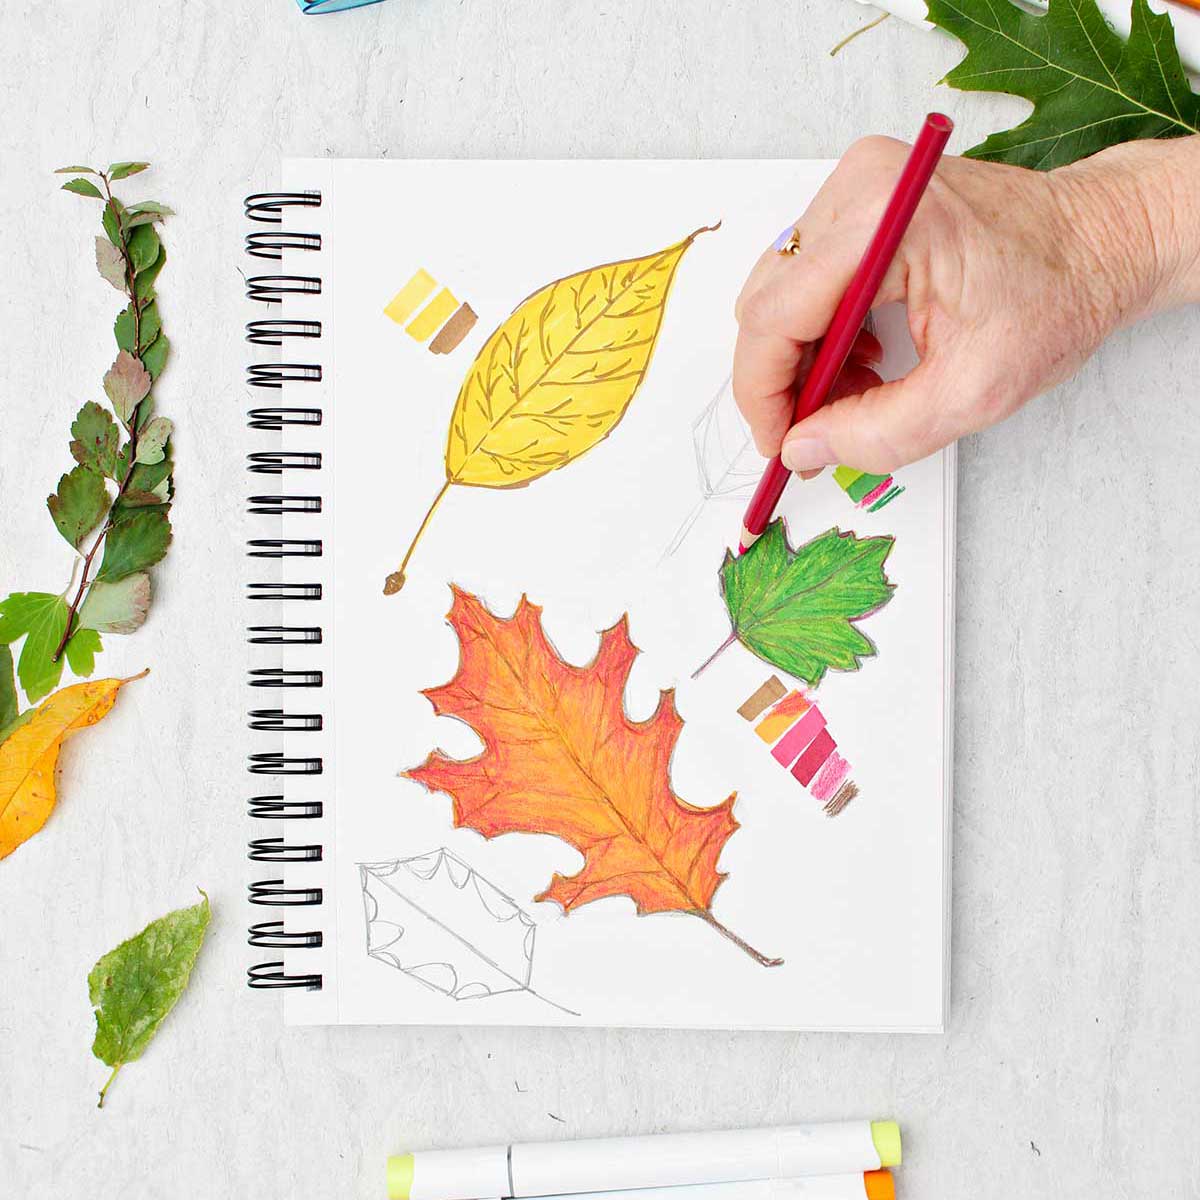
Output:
792,727,837,786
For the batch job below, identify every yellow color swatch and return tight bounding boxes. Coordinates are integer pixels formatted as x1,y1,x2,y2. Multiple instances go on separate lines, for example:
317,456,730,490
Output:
384,270,437,325
754,691,811,743
406,288,460,342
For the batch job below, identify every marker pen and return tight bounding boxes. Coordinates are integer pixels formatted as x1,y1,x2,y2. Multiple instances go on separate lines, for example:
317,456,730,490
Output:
387,1121,901,1200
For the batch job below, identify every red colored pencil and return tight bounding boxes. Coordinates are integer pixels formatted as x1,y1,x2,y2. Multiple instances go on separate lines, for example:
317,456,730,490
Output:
737,112,954,554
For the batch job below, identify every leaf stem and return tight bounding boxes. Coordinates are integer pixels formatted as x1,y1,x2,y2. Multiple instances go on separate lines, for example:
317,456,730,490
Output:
52,174,149,665
383,479,451,595
690,630,738,679
97,1061,122,1108
693,909,783,968
829,10,889,57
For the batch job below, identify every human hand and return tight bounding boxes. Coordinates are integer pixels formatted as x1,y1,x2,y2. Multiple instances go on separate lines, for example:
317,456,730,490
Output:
733,135,1200,475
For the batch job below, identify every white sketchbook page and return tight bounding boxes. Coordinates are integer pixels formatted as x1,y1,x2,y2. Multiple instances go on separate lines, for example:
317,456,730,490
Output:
281,159,951,1031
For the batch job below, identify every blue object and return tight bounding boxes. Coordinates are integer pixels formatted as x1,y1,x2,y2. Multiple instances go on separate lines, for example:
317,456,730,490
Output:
297,0,387,12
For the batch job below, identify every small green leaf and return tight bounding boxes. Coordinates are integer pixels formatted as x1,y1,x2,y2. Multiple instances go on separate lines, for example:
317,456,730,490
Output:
95,237,127,293
134,244,165,300
103,350,151,426
116,456,173,509
128,224,160,274
70,402,122,479
114,304,136,353
96,507,172,583
62,178,103,199
78,574,151,635
89,892,211,1109
141,332,169,380
705,520,896,685
102,199,124,249
107,161,149,181
55,165,96,175
0,593,69,704
0,646,17,734
47,466,110,550
64,627,102,678
125,201,174,219
138,302,162,354
135,417,173,466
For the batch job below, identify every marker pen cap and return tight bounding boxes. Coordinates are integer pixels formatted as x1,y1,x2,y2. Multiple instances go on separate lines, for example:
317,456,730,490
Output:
863,1169,895,1200
869,1122,901,1168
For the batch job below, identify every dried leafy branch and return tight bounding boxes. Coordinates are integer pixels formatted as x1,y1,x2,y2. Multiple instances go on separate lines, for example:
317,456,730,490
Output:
0,163,173,724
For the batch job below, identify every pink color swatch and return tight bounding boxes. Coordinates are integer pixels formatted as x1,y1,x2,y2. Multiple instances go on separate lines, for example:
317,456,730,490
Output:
860,478,892,507
792,728,837,786
769,705,827,767
810,751,850,802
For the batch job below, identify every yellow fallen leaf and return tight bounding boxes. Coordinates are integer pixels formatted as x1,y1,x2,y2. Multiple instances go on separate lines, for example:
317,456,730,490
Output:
0,672,145,861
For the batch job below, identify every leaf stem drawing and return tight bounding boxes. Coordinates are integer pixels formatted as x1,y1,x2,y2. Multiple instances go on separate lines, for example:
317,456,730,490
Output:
383,226,716,594
404,587,781,968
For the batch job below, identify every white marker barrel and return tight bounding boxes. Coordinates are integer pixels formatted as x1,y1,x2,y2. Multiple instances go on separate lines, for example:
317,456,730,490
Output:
523,1170,893,1200
389,1121,900,1200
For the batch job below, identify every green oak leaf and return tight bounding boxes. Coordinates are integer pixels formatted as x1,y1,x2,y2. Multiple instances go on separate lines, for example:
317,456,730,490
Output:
703,520,895,685
927,0,1200,170
89,892,210,1108
95,236,127,293
62,178,103,199
103,350,151,426
96,507,172,583
107,161,149,181
79,574,151,635
70,401,122,479
47,466,109,550
0,646,17,733
0,592,69,703
64,627,102,678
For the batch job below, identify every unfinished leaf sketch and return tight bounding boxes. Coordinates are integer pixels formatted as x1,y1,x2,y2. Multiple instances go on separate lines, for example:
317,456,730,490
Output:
383,226,717,594
694,520,895,684
404,586,782,968
359,848,577,1013
737,675,860,816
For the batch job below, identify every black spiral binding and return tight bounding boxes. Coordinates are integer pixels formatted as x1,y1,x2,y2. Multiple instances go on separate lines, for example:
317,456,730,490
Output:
245,191,325,993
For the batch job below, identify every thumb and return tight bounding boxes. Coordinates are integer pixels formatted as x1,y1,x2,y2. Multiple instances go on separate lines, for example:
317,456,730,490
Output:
780,356,960,475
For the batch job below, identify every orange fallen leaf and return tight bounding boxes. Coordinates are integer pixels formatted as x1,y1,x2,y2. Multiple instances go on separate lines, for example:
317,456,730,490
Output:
0,672,146,861
405,588,780,967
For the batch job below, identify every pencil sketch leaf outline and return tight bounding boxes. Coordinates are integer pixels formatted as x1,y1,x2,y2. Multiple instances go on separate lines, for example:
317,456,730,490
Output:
359,847,579,1015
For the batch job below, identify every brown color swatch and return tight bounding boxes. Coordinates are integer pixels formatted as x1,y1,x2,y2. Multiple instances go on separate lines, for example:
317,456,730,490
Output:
824,779,859,817
429,303,478,355
736,675,786,721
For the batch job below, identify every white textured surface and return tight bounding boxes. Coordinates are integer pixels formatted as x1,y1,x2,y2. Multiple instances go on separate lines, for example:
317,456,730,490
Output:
0,3,1197,1198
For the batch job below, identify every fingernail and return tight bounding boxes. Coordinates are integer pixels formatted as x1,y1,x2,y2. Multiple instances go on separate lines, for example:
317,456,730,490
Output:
781,436,833,473
770,224,796,252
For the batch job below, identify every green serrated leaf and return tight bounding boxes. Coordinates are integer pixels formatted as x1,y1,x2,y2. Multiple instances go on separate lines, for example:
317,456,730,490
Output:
927,0,1200,170
0,646,17,733
70,401,122,479
95,236,127,293
134,243,165,300
116,456,173,508
705,520,896,685
125,201,174,219
102,199,124,249
107,161,149,181
55,165,96,175
103,350,151,426
63,178,104,199
134,417,173,466
138,302,162,354
64,627,102,678
141,332,169,380
128,224,160,274
78,574,151,635
47,466,110,550
114,304,136,353
0,593,69,704
89,892,210,1108
96,507,172,583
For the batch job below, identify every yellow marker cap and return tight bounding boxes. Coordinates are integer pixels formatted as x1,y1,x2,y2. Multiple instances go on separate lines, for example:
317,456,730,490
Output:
870,1120,902,1168
387,1153,414,1200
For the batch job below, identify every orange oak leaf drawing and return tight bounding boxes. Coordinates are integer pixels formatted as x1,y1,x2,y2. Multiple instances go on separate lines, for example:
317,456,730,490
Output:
404,586,782,968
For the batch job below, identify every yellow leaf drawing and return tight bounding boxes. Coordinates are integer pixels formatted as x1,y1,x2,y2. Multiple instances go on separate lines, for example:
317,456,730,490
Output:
0,672,145,861
384,225,716,594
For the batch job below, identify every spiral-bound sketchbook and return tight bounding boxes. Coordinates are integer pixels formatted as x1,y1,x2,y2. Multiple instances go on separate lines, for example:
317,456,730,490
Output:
245,160,955,1031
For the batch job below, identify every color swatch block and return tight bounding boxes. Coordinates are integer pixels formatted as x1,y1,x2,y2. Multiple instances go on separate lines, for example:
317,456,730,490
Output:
385,269,478,355
770,705,827,767
833,463,905,512
755,691,811,743
792,727,836,786
406,287,459,341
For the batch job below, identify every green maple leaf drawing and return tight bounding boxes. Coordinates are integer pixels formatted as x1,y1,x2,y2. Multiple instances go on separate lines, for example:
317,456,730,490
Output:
695,521,896,685
927,0,1200,170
